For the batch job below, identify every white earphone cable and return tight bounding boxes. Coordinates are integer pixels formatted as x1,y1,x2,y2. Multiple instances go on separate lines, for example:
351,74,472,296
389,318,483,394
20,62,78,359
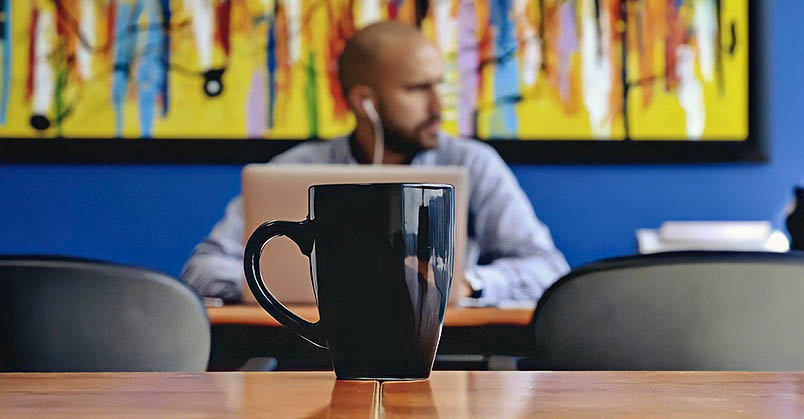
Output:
362,99,384,165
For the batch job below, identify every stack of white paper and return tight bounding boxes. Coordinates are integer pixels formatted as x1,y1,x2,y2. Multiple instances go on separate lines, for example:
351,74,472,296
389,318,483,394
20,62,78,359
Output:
636,221,789,254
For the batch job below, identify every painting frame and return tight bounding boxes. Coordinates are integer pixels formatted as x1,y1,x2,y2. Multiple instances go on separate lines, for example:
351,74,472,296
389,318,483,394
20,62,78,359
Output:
0,0,765,165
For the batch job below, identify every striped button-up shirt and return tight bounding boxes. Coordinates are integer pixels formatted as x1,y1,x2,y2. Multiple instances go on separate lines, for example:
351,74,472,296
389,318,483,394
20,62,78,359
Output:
181,135,570,305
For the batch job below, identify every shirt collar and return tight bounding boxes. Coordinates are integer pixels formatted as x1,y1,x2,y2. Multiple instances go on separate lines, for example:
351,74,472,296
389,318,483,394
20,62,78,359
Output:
341,132,444,165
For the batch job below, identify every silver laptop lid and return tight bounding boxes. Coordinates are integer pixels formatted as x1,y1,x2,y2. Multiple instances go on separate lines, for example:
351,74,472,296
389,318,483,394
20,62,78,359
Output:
241,164,469,305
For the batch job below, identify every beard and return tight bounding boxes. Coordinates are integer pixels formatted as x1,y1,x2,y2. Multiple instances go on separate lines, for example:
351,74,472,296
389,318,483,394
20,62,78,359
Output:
379,112,442,155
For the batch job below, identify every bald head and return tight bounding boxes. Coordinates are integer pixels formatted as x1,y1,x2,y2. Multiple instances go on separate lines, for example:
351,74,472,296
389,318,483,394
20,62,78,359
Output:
338,21,444,160
337,21,430,98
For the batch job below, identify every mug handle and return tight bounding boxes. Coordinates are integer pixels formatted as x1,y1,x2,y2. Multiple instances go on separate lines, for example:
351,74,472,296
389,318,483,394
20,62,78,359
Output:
243,219,327,348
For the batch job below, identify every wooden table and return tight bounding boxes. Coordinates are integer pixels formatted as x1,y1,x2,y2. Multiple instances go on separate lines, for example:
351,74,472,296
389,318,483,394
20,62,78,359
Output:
4,371,804,417
207,305,534,371
207,304,533,327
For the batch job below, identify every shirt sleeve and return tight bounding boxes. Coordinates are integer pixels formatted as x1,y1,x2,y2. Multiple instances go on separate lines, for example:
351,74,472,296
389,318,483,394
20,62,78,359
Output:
181,196,245,301
463,144,570,304
179,141,340,299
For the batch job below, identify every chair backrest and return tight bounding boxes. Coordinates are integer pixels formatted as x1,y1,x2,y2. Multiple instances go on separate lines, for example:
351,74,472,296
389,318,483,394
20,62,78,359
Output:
0,256,210,372
532,251,804,371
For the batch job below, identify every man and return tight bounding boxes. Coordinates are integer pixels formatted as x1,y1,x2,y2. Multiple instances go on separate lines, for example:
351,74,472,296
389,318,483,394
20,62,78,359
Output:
182,21,569,305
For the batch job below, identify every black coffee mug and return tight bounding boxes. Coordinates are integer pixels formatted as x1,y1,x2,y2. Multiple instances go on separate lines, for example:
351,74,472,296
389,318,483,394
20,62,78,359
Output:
244,183,454,380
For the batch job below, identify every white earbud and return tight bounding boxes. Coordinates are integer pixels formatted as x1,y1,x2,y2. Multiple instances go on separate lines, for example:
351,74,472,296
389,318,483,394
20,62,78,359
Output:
362,99,384,165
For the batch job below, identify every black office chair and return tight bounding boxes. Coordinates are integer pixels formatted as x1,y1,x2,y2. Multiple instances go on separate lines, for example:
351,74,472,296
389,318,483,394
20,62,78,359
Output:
0,255,210,372
529,251,804,371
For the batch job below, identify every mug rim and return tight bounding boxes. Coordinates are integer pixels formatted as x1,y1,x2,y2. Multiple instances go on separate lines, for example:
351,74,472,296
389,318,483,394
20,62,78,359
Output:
309,182,454,190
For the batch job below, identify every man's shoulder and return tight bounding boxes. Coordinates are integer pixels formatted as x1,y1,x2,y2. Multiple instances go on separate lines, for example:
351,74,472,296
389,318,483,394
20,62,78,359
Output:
435,134,503,166
270,137,349,164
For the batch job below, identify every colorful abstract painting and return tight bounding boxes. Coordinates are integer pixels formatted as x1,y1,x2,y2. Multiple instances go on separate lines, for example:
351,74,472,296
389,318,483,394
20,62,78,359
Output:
0,0,748,142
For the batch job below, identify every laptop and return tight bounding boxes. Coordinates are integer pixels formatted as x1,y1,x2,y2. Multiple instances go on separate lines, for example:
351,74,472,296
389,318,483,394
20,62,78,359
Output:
241,164,470,305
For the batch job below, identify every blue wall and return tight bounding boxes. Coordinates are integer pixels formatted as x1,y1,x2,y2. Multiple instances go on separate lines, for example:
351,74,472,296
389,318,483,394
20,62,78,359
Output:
1,1,802,277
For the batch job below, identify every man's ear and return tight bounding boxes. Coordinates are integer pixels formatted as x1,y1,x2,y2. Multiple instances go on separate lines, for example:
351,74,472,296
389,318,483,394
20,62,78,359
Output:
348,85,375,119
